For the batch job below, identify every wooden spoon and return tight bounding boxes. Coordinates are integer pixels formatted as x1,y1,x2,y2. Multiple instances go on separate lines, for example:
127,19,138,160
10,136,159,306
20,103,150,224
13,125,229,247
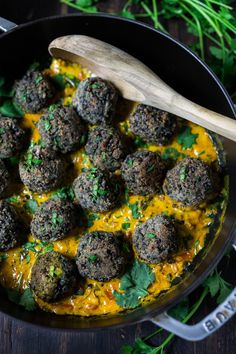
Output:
49,35,236,142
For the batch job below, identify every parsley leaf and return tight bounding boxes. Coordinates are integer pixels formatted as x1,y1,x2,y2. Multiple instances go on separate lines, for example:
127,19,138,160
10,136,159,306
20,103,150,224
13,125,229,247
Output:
19,288,37,311
177,126,199,150
122,223,131,230
5,288,36,311
52,186,75,201
168,298,189,321
203,269,233,304
0,100,23,118
114,260,155,309
24,199,38,214
161,147,186,161
0,254,8,262
129,202,142,219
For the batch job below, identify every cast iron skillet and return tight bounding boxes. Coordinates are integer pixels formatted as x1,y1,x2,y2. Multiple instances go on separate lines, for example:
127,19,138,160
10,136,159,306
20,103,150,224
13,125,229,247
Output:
0,14,236,341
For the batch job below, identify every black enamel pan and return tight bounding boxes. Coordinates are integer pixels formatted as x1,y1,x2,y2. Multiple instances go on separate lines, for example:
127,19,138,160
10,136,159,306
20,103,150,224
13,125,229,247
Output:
0,14,235,340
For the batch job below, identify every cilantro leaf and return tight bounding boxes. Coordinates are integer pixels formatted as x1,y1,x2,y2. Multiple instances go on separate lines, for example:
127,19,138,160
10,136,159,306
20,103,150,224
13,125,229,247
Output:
0,100,23,118
168,298,189,321
161,147,186,161
203,269,233,304
52,186,75,201
177,126,198,150
5,288,36,311
129,202,142,219
122,223,130,230
203,271,220,297
114,260,155,309
24,199,38,214
19,288,37,311
0,254,8,262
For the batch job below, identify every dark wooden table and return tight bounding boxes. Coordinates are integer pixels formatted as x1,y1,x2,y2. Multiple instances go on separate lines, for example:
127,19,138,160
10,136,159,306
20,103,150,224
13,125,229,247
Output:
1,1,236,353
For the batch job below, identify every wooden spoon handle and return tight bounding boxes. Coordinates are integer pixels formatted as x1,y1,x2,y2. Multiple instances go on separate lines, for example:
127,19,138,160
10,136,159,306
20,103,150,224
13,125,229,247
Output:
49,35,236,142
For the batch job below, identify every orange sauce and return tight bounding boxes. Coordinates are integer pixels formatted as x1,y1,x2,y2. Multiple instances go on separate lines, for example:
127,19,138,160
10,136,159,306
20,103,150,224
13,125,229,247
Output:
0,58,228,316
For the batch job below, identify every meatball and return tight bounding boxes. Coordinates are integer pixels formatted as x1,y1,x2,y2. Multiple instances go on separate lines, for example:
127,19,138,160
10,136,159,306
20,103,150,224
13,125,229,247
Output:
76,231,126,281
121,150,166,195
163,157,215,206
0,117,25,158
14,69,54,113
73,169,119,213
30,251,78,302
19,144,65,193
0,160,10,198
85,126,127,172
129,104,176,145
133,215,178,264
73,77,118,125
31,198,79,242
37,104,87,154
0,200,23,251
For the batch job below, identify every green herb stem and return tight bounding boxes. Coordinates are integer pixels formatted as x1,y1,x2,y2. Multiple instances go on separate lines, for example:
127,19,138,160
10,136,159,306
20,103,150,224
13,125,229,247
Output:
60,0,98,13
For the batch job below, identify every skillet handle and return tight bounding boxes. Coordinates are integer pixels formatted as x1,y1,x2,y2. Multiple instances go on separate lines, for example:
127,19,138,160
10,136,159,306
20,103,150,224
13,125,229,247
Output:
150,288,236,341
0,17,17,32
150,238,236,341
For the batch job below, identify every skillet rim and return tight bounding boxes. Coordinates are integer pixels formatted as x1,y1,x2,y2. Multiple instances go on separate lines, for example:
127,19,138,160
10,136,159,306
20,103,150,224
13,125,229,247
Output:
0,13,235,331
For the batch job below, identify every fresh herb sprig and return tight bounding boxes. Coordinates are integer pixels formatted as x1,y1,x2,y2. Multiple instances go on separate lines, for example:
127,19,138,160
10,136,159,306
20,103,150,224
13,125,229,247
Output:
114,260,155,309
61,0,236,97
121,266,233,353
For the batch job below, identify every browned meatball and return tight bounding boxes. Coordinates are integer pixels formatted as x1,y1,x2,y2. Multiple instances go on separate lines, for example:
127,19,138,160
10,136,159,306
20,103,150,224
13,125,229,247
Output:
163,157,215,206
73,77,118,125
85,126,127,172
121,150,166,195
132,215,178,264
129,104,176,145
31,198,79,242
31,251,78,302
0,117,25,158
19,144,65,193
73,169,119,212
37,104,87,154
76,231,126,281
14,69,54,113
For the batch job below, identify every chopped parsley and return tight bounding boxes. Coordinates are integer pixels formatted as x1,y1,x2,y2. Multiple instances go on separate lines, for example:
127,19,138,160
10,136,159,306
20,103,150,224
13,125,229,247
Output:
43,119,51,131
53,186,75,201
179,165,187,182
80,134,87,145
161,147,186,161
51,212,64,225
24,199,38,214
88,254,98,261
26,151,42,168
146,233,156,239
0,254,8,262
21,241,54,262
49,265,62,278
129,202,142,219
127,159,133,167
86,212,100,227
113,260,155,309
122,223,131,230
177,125,199,150
147,164,155,172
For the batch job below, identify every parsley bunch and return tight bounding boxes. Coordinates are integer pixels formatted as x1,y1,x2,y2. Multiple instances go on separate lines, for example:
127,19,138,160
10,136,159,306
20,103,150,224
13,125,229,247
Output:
122,266,233,354
61,0,236,98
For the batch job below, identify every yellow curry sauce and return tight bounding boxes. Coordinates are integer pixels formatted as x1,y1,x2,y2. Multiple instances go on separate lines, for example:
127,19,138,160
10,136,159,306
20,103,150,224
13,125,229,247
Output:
0,58,228,316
